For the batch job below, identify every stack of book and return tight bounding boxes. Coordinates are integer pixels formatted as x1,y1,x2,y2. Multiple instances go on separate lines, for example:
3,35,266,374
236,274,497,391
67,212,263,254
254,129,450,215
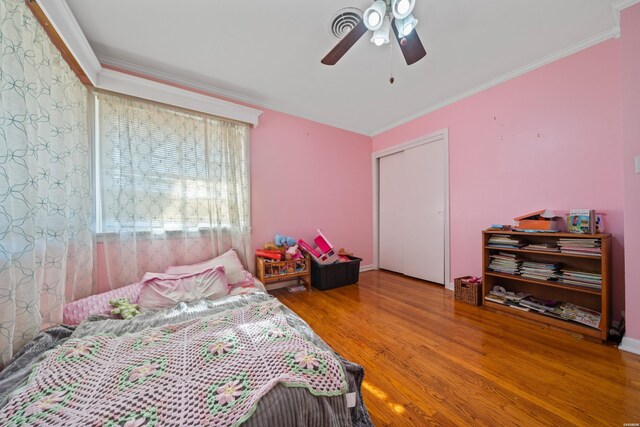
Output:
484,286,530,310
518,296,561,312
520,261,560,281
488,252,522,275
557,269,602,290
483,286,602,328
557,238,602,256
487,235,525,249
523,243,559,252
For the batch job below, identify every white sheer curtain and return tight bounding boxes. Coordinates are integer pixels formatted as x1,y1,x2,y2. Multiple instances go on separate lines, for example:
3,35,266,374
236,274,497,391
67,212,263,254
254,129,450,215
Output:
96,91,251,289
0,0,93,365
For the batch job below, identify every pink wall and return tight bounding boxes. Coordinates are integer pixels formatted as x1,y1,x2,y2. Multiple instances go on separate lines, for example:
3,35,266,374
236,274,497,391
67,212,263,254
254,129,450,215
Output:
621,4,640,340
250,110,373,266
372,40,626,318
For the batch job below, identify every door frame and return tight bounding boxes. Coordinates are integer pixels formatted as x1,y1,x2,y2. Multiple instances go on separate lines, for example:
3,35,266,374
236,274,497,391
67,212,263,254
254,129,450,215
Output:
372,128,452,289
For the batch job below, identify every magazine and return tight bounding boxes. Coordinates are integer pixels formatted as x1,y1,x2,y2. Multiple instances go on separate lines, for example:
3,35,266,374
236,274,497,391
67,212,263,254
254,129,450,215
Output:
559,303,602,329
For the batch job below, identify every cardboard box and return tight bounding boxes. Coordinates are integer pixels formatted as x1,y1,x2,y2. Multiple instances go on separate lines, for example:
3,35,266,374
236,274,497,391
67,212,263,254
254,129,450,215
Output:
514,209,560,231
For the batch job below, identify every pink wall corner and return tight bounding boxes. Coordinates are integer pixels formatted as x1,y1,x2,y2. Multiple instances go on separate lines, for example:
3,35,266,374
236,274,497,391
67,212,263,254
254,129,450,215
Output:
372,40,626,319
621,4,640,340
250,110,373,266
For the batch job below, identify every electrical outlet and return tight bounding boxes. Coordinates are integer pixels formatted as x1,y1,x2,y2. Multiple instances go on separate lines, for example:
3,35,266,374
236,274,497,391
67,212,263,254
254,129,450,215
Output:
636,156,640,174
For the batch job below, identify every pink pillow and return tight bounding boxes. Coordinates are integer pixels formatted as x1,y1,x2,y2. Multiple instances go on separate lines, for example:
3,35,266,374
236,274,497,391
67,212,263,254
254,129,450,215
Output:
164,249,247,285
63,282,143,325
138,266,229,311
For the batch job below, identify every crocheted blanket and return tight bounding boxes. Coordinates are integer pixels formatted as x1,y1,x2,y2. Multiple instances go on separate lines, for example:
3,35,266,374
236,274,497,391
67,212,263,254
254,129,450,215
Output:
0,299,348,426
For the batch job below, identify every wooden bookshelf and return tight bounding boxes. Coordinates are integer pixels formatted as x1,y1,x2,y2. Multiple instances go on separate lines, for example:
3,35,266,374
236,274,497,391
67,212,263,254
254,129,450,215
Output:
482,230,611,342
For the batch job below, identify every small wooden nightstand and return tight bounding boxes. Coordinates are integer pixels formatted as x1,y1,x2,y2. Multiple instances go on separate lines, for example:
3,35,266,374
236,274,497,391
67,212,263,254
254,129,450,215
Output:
255,254,311,291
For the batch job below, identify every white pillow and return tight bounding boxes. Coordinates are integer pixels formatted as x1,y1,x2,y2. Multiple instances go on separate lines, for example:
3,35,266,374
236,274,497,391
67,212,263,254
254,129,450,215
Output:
138,266,229,311
164,249,247,285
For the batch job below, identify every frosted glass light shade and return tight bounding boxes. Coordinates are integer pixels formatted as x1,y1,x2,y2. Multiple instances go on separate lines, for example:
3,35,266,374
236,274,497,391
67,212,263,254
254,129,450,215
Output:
364,0,387,31
395,14,418,37
391,0,415,19
371,16,391,46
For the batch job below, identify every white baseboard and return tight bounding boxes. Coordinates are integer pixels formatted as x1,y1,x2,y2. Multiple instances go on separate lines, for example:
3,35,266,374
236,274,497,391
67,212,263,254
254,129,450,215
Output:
445,281,454,291
359,264,375,272
619,336,640,355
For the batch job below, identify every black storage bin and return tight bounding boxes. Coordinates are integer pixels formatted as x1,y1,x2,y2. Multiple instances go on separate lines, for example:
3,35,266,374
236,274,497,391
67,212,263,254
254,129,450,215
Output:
311,255,362,291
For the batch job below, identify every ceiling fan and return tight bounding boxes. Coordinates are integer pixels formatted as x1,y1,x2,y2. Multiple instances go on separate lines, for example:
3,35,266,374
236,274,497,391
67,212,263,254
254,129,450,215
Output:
321,0,426,66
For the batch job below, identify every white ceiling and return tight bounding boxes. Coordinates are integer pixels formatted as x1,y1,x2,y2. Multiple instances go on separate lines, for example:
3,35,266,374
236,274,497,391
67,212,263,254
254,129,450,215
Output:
66,0,618,135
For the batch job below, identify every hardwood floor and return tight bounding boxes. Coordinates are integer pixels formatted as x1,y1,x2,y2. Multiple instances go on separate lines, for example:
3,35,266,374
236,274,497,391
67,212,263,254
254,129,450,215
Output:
273,270,640,426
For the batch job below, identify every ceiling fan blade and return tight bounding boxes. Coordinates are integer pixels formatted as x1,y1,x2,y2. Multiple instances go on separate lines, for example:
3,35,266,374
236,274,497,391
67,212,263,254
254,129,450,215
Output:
321,20,368,65
391,20,427,65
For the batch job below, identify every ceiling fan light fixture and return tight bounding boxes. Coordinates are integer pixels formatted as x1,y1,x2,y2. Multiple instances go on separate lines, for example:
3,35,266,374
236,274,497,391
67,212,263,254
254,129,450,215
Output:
395,14,418,37
363,0,387,31
391,0,415,19
371,15,391,46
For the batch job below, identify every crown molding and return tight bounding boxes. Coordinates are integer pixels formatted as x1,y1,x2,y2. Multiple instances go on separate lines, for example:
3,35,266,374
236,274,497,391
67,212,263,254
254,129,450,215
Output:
98,55,267,113
612,0,640,13
37,0,100,85
612,0,640,32
97,68,263,127
98,55,372,136
41,1,632,136
371,25,620,136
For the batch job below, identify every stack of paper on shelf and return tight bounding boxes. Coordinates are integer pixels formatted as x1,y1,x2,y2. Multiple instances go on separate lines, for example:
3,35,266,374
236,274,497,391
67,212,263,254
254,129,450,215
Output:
487,235,525,248
523,243,559,252
557,238,601,256
520,260,560,281
558,303,602,329
557,269,602,290
484,286,530,309
518,296,561,312
488,252,523,275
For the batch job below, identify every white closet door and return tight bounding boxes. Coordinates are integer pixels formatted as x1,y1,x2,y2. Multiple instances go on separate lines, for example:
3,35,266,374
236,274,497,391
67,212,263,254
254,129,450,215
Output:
378,138,446,284
403,142,445,284
379,151,405,274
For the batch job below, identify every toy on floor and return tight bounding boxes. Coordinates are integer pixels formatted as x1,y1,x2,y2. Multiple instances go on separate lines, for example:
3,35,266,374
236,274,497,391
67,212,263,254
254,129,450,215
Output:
298,229,339,265
109,298,141,319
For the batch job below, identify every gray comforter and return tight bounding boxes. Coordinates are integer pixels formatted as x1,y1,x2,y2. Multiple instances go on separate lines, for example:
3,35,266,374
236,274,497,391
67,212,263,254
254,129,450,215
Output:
0,292,373,427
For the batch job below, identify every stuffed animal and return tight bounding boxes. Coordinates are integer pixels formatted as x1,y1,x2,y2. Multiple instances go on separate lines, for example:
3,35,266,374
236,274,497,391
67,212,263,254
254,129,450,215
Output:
263,241,279,251
285,244,303,260
274,233,296,247
109,298,141,320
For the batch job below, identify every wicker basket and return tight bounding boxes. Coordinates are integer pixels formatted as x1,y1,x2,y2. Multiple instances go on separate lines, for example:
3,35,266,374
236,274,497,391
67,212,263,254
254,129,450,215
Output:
454,276,482,306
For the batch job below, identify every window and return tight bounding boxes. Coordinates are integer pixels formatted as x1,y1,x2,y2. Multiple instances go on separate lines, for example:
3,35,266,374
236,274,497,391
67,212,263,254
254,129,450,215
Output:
94,91,250,235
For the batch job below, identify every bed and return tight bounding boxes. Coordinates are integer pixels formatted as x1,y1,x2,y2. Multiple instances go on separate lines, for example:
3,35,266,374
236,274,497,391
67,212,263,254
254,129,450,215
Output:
0,253,373,427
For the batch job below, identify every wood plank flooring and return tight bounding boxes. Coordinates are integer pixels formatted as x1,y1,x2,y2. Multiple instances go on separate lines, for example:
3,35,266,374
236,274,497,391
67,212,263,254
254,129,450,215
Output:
273,270,640,426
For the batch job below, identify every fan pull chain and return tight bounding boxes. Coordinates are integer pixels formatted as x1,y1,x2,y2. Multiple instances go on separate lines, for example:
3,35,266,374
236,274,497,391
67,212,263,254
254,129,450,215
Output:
389,35,395,84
